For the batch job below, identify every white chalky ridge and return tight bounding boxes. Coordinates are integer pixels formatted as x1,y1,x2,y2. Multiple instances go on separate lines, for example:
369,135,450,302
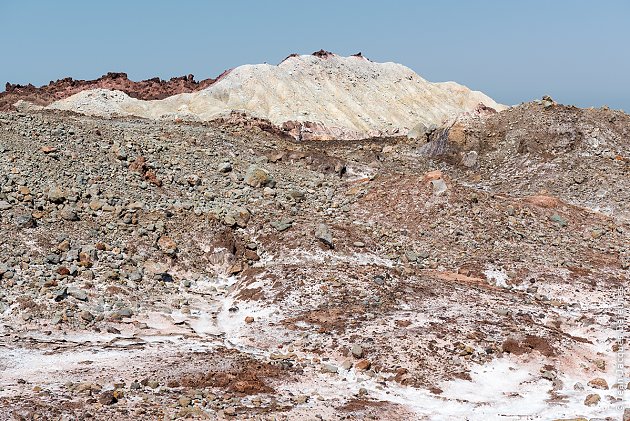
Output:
47,54,505,140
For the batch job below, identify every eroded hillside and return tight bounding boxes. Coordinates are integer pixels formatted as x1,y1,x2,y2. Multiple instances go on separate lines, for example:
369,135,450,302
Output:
0,101,628,419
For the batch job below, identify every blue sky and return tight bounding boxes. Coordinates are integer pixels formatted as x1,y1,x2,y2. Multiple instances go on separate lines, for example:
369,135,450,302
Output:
1,0,628,109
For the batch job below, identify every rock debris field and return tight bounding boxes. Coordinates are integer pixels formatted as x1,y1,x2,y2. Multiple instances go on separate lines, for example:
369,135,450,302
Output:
0,52,629,420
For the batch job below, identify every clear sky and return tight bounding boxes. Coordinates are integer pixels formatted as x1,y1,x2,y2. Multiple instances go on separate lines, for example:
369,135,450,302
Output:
1,0,628,110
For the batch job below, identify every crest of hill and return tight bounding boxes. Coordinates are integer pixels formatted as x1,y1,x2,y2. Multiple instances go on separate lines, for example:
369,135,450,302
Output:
47,52,505,140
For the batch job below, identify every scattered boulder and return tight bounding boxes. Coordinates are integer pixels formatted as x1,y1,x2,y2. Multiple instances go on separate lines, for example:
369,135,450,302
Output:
157,236,178,255
549,214,567,227
98,390,118,405
47,186,66,203
79,310,94,322
587,378,609,390
355,359,371,371
60,206,79,221
322,364,338,374
41,145,58,154
315,223,334,249
541,95,556,108
218,162,232,173
271,218,293,232
159,273,174,283
67,288,88,301
461,150,478,168
431,178,448,195
225,206,250,228
407,122,431,141
15,214,35,228
244,165,273,188
583,393,600,406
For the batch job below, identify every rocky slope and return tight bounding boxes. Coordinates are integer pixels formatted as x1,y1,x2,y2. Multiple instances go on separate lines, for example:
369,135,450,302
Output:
41,51,504,140
0,99,628,419
1,72,215,111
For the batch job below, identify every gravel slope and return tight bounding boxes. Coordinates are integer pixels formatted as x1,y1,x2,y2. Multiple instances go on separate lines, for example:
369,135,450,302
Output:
0,101,628,419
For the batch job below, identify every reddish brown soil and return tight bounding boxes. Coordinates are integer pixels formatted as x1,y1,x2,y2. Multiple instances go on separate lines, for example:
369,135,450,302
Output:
338,399,390,412
337,399,413,420
175,351,288,395
502,335,556,357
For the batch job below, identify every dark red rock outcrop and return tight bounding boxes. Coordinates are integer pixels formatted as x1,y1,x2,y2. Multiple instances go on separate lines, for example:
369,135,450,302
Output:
1,72,216,111
312,49,335,58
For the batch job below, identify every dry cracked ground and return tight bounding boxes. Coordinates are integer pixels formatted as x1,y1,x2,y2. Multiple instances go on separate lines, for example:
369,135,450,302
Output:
0,102,629,420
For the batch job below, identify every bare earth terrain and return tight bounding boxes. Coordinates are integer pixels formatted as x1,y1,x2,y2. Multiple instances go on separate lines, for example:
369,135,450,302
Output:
0,56,629,420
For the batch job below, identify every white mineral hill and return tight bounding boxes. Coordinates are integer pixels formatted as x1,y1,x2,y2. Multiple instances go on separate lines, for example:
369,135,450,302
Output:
47,53,505,140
